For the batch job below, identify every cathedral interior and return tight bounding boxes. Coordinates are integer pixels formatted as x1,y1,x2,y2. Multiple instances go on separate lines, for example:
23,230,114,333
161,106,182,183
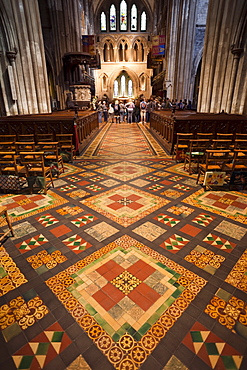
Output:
0,1,247,370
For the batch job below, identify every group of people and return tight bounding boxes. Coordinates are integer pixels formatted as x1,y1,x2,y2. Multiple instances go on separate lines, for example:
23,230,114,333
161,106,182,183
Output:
96,96,193,124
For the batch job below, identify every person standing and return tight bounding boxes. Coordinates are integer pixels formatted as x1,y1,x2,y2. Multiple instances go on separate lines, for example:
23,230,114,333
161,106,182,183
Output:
108,102,114,123
97,100,103,123
102,101,108,122
125,99,135,123
114,100,120,123
140,98,147,124
119,101,125,123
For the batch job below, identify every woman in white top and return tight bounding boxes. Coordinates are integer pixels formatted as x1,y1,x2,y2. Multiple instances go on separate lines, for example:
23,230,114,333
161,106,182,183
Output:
125,99,135,123
108,102,114,123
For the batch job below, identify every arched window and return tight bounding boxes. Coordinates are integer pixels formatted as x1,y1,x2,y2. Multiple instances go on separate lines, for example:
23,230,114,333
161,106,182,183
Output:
110,4,116,31
128,80,133,96
141,11,146,31
101,12,106,31
120,0,127,31
131,5,137,31
103,41,114,62
114,80,118,96
121,75,126,96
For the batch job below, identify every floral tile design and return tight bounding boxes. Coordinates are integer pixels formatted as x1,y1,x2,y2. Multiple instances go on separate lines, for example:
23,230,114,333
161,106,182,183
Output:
97,161,153,181
15,234,48,253
62,234,92,254
0,292,49,342
36,214,59,227
192,213,215,227
160,190,183,199
12,322,72,369
203,234,236,252
79,172,97,177
153,171,170,177
166,204,194,217
182,321,243,369
67,190,90,199
205,289,247,339
26,248,67,274
160,234,190,253
225,250,247,293
154,214,180,227
84,221,119,242
45,235,206,370
132,221,166,241
56,205,84,217
184,245,225,274
214,220,247,240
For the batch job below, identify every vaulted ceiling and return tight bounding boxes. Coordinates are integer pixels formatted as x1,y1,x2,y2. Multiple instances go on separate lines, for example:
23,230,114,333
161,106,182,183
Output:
92,0,155,14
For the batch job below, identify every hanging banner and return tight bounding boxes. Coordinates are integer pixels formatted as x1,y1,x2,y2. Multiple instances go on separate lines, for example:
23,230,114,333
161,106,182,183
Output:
82,36,96,55
152,35,165,56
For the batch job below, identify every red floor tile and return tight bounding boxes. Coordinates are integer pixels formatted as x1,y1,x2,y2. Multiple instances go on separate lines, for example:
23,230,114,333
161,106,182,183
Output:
179,224,201,237
50,225,72,237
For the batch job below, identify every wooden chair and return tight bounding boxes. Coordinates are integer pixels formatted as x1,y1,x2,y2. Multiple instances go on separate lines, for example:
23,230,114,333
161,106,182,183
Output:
216,133,234,140
0,142,15,157
38,142,64,177
233,140,247,151
15,141,36,156
17,134,35,142
56,134,75,162
184,139,211,175
196,149,231,186
0,152,26,176
36,133,54,143
235,133,247,140
172,133,194,162
196,133,214,140
227,149,247,189
0,206,14,244
20,152,54,194
212,139,233,150
0,135,16,142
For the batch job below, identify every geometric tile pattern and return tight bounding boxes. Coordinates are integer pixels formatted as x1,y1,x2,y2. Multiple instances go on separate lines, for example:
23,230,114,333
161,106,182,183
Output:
86,185,103,192
147,184,164,191
62,234,92,254
26,249,67,273
173,184,191,191
160,234,190,253
160,189,183,199
225,250,247,293
166,204,194,217
184,245,225,274
182,322,243,369
71,214,98,227
205,289,247,337
84,221,119,242
132,221,166,241
36,214,59,227
214,220,247,240
12,323,72,369
192,213,215,227
97,161,153,181
15,234,48,253
46,235,206,370
0,245,27,297
203,234,236,252
0,294,49,342
154,214,180,227
56,205,83,217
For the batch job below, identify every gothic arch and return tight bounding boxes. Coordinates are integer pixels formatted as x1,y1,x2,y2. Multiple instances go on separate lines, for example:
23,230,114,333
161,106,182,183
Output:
108,66,139,95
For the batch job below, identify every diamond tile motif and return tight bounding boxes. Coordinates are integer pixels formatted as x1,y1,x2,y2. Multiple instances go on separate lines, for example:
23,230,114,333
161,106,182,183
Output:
184,245,225,274
97,161,153,181
153,171,170,177
169,176,184,182
173,184,191,191
71,214,98,227
132,221,166,241
182,322,243,369
12,323,72,369
84,221,119,241
36,214,59,227
148,184,164,191
62,234,92,254
145,176,160,181
67,355,92,370
58,184,77,191
46,235,206,370
100,179,120,187
214,220,247,240
26,248,67,274
82,185,169,227
192,213,215,227
160,234,190,253
56,205,83,217
67,176,81,182
90,176,105,182
205,289,247,337
203,234,236,252
1,293,49,342
154,214,180,227
130,179,150,187
225,250,247,293
15,234,48,253
86,184,103,192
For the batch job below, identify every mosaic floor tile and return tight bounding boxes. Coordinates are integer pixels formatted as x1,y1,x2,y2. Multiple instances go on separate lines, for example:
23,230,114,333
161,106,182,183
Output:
153,171,170,177
148,184,164,192
160,234,190,253
84,221,119,241
214,220,247,240
71,214,98,227
0,192,67,222
86,184,103,192
0,292,49,342
184,245,225,274
179,224,201,237
166,163,197,178
182,178,197,187
82,185,170,227
54,179,67,187
205,289,247,338
67,355,92,370
169,176,184,182
0,245,27,296
97,161,153,181
203,234,236,252
129,179,150,187
67,190,90,199
173,184,191,191
90,176,105,182
79,172,97,177
100,179,120,187
27,249,67,274
183,189,247,224
60,163,82,176
58,184,77,191
36,214,59,227
77,180,90,187
77,161,90,166
132,221,166,241
163,355,188,370
12,322,72,369
145,175,160,181
67,176,82,182
56,205,83,217
15,234,48,253
182,322,243,369
84,164,99,169
160,189,183,199
62,234,92,254
154,214,180,227
192,213,215,227
50,225,72,237
225,250,247,293
46,235,206,370
166,204,194,217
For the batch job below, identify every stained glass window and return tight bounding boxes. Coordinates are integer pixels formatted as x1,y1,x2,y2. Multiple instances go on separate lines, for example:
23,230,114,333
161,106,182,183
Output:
120,0,127,31
101,12,106,31
114,80,118,96
141,11,146,31
131,5,137,31
128,80,133,96
121,75,126,96
110,4,116,31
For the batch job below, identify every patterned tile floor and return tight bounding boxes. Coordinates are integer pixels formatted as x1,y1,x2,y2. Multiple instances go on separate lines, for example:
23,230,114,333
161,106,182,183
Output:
0,122,247,370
